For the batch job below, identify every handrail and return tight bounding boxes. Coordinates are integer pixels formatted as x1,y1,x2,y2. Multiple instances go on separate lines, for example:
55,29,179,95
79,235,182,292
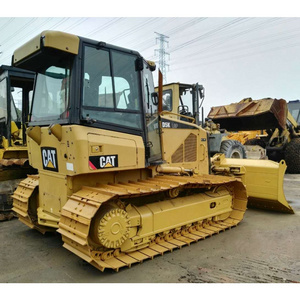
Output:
160,111,195,123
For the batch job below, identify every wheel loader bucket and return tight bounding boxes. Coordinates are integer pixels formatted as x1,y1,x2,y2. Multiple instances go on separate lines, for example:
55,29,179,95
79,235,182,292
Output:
207,98,287,131
212,155,294,213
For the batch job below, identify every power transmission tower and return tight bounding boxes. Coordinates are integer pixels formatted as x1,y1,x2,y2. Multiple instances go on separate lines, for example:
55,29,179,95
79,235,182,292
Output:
154,32,170,84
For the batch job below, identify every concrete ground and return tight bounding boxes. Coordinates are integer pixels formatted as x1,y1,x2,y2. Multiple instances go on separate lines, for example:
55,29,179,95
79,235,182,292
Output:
0,174,299,283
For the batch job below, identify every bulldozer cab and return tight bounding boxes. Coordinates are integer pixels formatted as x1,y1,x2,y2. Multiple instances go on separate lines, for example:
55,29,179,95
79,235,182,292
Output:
157,82,204,125
0,65,34,151
13,31,162,167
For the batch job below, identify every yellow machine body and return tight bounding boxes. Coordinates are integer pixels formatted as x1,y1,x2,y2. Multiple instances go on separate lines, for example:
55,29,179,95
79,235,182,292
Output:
9,31,287,272
13,121,247,271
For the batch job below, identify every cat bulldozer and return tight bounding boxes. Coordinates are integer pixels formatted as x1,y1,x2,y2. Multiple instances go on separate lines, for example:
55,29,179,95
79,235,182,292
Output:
208,98,300,173
11,31,290,272
0,65,35,220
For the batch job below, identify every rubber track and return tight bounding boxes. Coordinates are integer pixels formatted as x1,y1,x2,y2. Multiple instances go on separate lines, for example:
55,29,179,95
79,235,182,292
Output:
58,174,248,272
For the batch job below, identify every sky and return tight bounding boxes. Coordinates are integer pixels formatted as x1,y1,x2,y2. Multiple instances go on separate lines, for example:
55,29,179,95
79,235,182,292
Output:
1,1,300,116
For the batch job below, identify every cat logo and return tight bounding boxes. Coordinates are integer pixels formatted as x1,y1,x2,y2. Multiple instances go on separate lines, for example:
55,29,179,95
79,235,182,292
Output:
41,147,59,172
89,155,119,170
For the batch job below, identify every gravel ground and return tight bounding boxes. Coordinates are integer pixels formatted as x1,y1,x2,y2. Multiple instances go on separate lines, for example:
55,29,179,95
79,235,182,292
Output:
0,174,299,284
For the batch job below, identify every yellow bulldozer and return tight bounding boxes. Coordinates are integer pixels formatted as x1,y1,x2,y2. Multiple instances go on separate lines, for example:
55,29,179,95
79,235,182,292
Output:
208,98,300,173
11,31,292,272
0,65,36,220
156,82,248,159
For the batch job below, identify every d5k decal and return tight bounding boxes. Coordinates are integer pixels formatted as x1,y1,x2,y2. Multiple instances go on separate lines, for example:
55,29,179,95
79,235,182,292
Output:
89,155,118,170
41,147,58,172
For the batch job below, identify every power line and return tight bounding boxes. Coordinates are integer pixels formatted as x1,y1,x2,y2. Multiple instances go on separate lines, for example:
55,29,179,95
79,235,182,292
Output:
133,18,208,54
171,18,300,68
172,18,287,64
146,18,250,61
131,18,178,52
191,18,289,56
172,39,300,70
109,18,160,43
63,18,89,32
167,17,208,36
0,18,37,45
0,18,15,34
0,18,57,63
85,18,123,38
169,18,248,53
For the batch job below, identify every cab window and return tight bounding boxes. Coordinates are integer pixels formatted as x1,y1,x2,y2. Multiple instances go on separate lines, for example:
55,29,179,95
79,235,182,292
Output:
162,89,172,111
82,46,142,130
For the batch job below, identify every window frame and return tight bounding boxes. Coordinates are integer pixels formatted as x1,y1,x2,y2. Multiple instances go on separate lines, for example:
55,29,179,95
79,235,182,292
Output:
28,51,74,127
0,76,8,122
80,42,145,135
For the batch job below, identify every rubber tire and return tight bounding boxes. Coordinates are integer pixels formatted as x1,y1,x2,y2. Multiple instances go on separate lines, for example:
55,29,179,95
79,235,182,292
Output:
284,138,300,174
220,140,247,159
244,138,266,148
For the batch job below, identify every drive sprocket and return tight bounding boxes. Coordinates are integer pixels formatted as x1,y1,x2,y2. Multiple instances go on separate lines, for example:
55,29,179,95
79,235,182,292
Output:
94,206,131,249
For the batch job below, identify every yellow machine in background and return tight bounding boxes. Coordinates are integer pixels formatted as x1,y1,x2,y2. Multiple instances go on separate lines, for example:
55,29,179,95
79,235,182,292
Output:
208,98,300,173
10,31,291,272
226,130,264,145
0,65,36,220
157,82,248,159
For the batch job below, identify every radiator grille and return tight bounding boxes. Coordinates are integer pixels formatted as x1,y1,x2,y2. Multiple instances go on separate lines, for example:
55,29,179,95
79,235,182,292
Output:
184,133,197,162
171,133,197,163
171,144,183,163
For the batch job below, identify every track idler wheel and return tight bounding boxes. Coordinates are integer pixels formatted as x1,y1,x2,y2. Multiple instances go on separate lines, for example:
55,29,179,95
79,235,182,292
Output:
92,205,131,249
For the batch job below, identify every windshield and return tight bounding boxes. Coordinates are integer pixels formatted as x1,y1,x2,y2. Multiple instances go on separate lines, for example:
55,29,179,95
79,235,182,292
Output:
291,108,300,124
82,46,142,129
288,101,300,125
31,66,70,122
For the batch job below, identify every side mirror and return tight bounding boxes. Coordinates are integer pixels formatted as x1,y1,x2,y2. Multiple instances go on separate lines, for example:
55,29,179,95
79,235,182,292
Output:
135,57,144,71
151,92,159,106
